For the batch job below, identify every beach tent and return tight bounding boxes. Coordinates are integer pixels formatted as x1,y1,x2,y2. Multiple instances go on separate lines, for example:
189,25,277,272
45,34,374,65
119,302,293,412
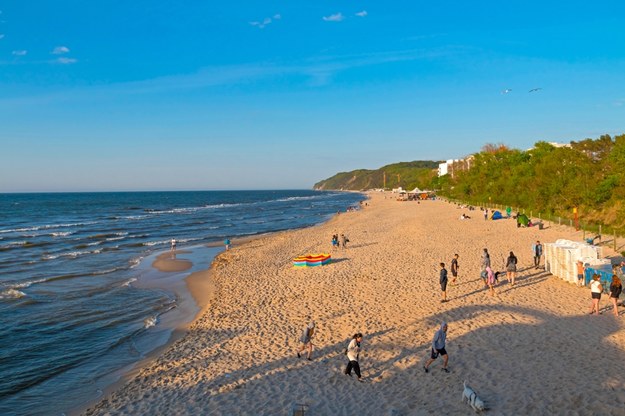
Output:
491,210,503,220
517,213,529,227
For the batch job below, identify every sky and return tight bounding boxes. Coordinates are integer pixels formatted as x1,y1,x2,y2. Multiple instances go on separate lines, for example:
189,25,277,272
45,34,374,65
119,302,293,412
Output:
1,1,624,192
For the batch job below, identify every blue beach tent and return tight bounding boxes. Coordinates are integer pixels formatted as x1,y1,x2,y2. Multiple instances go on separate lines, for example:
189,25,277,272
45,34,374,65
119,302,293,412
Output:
491,210,503,220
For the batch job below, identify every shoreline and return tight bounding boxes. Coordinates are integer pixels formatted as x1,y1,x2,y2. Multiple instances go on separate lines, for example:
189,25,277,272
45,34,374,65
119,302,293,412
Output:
84,193,625,415
76,214,356,415
71,245,224,416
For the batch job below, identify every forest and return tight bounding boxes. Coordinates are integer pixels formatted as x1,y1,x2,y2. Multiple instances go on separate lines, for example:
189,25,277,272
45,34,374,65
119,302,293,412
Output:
437,134,625,229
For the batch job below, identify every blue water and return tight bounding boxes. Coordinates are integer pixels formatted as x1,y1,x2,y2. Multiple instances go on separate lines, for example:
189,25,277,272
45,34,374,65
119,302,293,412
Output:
0,190,364,416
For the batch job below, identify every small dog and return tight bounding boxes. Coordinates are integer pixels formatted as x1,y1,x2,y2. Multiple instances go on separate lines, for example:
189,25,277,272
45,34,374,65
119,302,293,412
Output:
462,380,485,412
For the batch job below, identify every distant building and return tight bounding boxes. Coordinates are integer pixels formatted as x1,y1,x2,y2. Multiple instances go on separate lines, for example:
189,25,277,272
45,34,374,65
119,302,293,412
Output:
438,156,474,178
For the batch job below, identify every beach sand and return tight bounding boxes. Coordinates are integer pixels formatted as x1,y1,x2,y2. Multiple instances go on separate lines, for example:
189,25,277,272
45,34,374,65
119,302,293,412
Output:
84,193,625,415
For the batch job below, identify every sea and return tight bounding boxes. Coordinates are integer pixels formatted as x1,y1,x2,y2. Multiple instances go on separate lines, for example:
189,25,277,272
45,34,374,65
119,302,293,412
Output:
0,190,365,416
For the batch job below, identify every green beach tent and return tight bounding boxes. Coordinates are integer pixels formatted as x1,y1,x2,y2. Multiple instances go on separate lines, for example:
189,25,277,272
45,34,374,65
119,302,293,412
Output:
517,213,529,227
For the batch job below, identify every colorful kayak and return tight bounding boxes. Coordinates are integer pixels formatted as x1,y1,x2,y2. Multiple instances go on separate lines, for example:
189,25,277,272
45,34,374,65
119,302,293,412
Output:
293,253,332,267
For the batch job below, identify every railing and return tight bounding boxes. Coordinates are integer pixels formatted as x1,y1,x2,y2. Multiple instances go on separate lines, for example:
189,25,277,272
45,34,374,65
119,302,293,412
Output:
441,197,624,255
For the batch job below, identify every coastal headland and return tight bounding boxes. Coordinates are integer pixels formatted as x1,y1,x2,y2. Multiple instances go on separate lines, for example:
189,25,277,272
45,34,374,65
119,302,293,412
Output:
84,192,625,415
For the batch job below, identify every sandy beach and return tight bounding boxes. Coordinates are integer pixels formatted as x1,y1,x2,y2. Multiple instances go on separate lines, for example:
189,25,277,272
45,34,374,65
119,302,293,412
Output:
84,192,625,415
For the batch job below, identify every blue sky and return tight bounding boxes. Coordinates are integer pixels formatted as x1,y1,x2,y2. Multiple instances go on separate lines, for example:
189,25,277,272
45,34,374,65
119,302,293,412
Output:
1,1,624,192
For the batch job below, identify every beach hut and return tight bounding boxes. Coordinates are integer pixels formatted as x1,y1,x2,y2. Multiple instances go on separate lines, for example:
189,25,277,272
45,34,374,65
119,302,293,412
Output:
544,239,604,285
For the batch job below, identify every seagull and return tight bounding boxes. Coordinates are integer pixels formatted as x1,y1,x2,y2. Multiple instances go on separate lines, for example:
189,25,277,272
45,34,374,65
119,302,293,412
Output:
529,87,543,93
501,89,512,94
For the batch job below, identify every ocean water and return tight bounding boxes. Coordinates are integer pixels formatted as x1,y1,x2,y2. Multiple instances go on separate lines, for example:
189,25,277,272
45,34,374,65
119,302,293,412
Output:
0,190,364,416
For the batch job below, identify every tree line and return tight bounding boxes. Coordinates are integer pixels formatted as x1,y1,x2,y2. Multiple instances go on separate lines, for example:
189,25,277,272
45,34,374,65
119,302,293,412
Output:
436,134,625,229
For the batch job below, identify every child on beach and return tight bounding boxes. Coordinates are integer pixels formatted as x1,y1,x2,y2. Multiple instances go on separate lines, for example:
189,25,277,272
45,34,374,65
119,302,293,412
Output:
589,274,603,315
577,261,585,287
423,322,449,373
331,234,339,250
439,262,448,303
297,320,315,360
344,333,364,382
486,265,496,296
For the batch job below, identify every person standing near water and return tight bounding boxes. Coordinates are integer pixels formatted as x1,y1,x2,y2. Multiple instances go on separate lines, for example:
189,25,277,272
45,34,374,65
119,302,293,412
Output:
170,238,177,251
224,238,231,250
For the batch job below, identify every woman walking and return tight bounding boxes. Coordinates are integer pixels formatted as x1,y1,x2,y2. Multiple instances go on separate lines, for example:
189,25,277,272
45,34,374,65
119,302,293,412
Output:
609,275,622,317
589,274,603,315
506,251,518,286
344,333,364,382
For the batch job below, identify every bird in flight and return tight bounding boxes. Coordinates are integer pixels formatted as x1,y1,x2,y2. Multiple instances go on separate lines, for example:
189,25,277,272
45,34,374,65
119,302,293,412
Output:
501,89,512,94
529,88,542,93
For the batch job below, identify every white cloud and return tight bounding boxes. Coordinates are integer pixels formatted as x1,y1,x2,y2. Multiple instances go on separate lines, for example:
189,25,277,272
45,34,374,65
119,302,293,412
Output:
249,14,281,29
52,46,70,54
12,50,27,56
355,10,368,17
57,57,77,64
323,13,344,22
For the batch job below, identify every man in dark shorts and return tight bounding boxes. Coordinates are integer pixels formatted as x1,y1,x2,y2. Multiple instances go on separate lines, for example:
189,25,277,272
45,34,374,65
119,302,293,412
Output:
451,254,459,285
424,322,449,373
439,262,448,303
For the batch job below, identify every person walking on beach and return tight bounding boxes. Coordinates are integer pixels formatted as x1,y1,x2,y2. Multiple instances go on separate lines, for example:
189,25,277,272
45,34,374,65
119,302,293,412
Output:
451,254,459,285
170,238,177,251
532,240,543,269
224,238,231,250
486,265,496,296
331,234,339,250
577,260,586,287
609,275,622,317
589,274,603,315
506,251,518,286
483,208,488,221
297,320,315,360
344,333,364,382
480,248,491,286
439,262,448,303
424,322,449,373
340,233,349,249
